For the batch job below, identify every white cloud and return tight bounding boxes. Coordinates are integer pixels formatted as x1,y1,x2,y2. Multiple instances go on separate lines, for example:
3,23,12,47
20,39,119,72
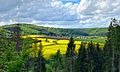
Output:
0,0,120,28
76,0,120,28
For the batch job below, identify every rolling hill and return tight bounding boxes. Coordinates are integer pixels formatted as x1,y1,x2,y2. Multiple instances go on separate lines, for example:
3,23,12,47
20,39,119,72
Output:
0,23,108,36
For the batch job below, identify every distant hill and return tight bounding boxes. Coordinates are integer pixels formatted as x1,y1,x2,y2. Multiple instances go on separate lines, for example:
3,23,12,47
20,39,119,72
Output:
0,23,108,36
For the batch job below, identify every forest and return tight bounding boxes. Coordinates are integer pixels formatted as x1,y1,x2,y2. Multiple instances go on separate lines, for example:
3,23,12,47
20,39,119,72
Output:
0,18,120,72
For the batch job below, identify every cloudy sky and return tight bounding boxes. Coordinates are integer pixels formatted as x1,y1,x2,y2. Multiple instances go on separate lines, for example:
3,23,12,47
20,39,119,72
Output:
0,0,120,28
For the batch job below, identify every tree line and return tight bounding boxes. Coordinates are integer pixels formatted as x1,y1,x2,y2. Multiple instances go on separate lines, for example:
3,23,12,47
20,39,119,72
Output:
0,18,120,72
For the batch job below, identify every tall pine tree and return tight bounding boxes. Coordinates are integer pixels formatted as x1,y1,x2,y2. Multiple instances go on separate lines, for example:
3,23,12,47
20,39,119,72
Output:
34,40,46,72
87,42,103,72
104,18,120,72
65,37,76,72
51,50,64,72
75,42,88,72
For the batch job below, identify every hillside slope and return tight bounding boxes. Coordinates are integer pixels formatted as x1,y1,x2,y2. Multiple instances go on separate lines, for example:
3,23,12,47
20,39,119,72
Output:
0,23,108,36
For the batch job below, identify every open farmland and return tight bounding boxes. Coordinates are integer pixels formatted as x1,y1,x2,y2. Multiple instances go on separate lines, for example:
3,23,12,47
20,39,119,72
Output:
24,35,106,59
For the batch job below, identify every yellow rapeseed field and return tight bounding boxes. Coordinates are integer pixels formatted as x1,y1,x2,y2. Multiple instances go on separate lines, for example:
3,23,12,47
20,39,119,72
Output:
24,35,104,59
30,38,81,59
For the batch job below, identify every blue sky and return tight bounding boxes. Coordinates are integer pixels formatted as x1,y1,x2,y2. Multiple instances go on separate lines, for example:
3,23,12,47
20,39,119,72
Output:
60,0,80,4
0,0,119,28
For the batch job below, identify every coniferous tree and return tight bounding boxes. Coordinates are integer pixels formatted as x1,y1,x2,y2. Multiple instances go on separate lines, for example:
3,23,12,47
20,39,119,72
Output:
50,50,64,72
103,40,112,72
103,18,120,72
35,50,46,72
65,37,76,72
107,18,120,72
95,43,104,72
34,41,46,72
21,37,34,72
87,42,94,72
103,19,114,72
108,19,115,72
75,42,88,72
87,42,103,72
66,37,76,57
